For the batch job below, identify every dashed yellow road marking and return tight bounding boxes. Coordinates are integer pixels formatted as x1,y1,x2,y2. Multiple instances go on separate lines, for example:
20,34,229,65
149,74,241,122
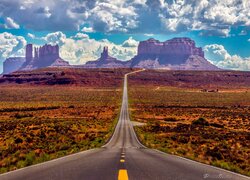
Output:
120,159,125,163
121,155,125,158
118,169,128,180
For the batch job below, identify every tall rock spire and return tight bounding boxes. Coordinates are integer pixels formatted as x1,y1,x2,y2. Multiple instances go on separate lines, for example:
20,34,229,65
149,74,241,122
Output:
101,46,109,60
25,44,33,63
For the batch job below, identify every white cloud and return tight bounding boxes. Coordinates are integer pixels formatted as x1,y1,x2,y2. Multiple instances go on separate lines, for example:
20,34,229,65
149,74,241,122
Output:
239,30,247,36
0,32,26,73
2,17,20,29
0,32,26,60
72,33,89,39
144,33,154,37
27,33,35,39
204,44,250,71
122,37,139,47
155,0,250,36
1,0,250,35
82,1,139,32
81,27,95,33
43,31,66,46
199,28,230,37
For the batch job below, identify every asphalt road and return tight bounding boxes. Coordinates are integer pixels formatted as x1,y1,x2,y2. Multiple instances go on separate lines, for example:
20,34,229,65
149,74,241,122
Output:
0,70,249,180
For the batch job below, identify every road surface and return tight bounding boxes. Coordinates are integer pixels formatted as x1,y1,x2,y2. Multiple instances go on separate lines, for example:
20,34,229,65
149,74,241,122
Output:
1,70,249,180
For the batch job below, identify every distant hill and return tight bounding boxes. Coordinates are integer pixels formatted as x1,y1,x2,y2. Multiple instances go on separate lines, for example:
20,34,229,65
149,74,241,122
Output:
0,68,132,86
128,69,250,89
1,68,250,90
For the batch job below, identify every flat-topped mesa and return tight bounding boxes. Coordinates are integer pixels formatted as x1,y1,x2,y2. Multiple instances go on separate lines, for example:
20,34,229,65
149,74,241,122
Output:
131,37,218,70
37,44,59,58
20,44,69,70
138,37,204,58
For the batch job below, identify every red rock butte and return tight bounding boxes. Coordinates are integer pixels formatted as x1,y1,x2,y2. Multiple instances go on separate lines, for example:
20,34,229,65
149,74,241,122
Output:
138,38,204,57
20,44,69,71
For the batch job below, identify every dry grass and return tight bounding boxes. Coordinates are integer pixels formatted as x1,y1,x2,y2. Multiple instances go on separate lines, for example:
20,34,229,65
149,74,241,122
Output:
0,86,122,173
129,85,250,176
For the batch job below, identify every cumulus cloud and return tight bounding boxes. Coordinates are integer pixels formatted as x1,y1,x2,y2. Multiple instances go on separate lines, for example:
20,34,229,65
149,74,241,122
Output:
72,33,89,39
0,17,20,29
35,6,52,18
204,44,250,71
0,0,250,35
0,32,26,72
42,31,66,46
0,32,26,60
122,37,139,47
81,27,95,33
27,33,35,39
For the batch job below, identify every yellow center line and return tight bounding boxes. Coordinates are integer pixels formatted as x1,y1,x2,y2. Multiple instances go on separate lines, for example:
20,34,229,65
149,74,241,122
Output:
120,159,125,163
121,155,125,158
118,169,128,180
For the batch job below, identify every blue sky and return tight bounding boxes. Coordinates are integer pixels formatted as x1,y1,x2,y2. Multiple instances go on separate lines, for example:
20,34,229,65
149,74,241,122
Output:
1,0,250,73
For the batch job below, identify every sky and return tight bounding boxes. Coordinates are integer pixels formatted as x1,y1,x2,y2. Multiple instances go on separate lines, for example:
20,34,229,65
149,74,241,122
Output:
1,0,250,73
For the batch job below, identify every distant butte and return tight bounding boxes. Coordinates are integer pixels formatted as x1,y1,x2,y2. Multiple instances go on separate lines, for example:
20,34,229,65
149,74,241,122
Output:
83,46,130,68
21,44,69,70
83,37,219,70
2,44,69,74
130,37,219,70
2,37,219,74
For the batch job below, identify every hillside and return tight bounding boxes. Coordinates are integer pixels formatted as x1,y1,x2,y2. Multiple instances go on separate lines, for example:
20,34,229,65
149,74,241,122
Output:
0,68,133,87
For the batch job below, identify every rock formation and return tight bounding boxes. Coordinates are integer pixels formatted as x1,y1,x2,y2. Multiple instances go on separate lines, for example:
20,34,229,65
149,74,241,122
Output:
130,38,219,70
3,57,26,74
84,46,130,68
2,37,219,73
21,44,69,70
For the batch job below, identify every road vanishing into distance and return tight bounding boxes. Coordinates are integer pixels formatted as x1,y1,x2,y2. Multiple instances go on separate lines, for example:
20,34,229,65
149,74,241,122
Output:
1,70,249,180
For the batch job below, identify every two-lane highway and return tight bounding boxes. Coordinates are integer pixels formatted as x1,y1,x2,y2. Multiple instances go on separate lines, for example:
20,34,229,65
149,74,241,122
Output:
1,70,249,180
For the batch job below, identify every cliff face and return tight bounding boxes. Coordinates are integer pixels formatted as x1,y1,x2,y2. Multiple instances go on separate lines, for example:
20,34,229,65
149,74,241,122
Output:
2,38,219,73
130,38,218,70
84,46,130,68
138,38,204,57
21,44,69,70
3,57,26,74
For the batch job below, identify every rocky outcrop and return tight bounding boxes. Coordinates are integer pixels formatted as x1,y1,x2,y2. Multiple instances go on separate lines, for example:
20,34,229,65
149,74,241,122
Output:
84,46,130,68
130,38,219,70
21,44,69,70
2,44,70,74
3,57,26,74
2,38,219,73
